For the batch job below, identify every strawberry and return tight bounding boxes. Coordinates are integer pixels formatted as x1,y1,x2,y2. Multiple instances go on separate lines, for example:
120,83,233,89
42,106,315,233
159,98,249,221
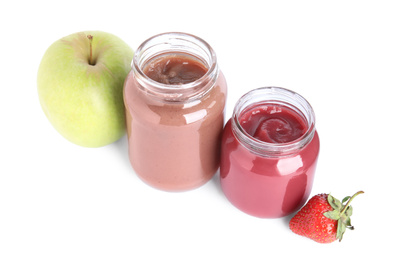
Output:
289,191,364,243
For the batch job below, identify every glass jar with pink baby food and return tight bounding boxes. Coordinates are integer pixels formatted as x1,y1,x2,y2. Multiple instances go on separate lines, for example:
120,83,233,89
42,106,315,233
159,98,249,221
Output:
124,32,227,191
220,87,319,218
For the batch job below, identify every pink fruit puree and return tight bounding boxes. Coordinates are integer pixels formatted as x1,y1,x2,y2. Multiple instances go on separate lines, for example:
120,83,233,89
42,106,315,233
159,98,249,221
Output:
220,94,319,218
124,53,227,191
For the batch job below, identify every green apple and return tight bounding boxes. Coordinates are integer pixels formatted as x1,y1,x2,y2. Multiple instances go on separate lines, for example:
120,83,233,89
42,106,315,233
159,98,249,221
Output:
37,31,133,147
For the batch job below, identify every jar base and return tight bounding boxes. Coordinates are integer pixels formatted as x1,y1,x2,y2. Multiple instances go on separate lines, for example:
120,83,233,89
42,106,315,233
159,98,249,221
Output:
131,164,218,192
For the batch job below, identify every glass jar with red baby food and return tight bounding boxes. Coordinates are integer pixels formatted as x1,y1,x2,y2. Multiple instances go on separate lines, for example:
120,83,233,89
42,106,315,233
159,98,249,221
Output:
124,32,227,191
220,87,319,218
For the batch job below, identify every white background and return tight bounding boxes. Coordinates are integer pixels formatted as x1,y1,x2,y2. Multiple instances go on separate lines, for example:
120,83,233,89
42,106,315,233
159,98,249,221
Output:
1,0,391,259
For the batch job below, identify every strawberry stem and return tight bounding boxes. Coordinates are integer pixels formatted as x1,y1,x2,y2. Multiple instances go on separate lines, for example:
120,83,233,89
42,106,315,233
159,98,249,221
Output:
341,191,364,215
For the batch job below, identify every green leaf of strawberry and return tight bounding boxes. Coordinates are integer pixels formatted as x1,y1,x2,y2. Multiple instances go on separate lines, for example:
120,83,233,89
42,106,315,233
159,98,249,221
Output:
289,191,364,243
342,196,351,204
323,210,340,220
327,194,342,211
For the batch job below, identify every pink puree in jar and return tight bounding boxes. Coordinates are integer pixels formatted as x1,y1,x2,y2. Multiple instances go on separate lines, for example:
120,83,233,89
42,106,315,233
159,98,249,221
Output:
124,32,227,191
220,87,319,218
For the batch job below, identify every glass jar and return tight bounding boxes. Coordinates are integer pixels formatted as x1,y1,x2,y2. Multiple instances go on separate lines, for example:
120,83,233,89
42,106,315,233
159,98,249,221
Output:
220,87,320,218
124,32,227,191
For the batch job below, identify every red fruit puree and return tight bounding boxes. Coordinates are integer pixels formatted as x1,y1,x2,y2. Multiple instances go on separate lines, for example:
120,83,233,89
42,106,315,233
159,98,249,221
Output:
220,87,319,218
240,104,306,143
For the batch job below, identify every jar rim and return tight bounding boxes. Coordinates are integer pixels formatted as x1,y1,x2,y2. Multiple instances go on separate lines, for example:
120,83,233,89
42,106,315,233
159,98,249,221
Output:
231,87,316,157
132,32,218,102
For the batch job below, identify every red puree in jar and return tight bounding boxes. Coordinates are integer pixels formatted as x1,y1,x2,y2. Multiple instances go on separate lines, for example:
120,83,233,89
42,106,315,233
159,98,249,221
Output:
240,104,307,143
220,87,319,218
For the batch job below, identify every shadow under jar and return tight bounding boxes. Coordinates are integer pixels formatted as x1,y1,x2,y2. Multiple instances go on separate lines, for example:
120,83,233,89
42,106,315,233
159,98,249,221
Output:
220,87,320,218
124,32,227,191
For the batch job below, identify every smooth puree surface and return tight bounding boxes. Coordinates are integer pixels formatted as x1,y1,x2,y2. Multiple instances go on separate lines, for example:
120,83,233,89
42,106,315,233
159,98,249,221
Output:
239,104,307,143
143,54,207,85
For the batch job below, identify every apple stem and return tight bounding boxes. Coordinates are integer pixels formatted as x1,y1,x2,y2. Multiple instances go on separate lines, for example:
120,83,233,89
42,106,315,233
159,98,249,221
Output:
87,35,95,65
